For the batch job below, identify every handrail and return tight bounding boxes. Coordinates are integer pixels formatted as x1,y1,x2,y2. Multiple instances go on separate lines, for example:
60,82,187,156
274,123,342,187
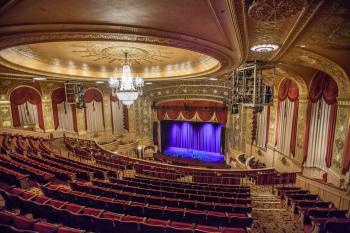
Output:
0,127,51,139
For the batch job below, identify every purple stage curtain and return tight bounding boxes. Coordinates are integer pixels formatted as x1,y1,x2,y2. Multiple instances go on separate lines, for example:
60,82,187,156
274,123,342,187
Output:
161,120,222,153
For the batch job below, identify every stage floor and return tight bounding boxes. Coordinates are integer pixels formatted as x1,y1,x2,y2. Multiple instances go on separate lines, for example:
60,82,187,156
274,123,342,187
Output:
163,147,224,164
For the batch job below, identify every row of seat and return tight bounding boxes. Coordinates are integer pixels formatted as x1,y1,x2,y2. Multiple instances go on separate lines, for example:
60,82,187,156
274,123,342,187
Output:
0,209,83,233
42,183,252,228
0,154,55,184
0,163,29,188
126,176,250,193
30,154,93,181
94,179,250,202
1,187,250,233
42,154,117,179
110,177,249,197
69,181,252,213
277,186,350,233
9,153,75,181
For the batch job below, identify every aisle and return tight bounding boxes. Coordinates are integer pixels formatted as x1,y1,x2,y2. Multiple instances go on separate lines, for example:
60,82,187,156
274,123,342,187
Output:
250,186,305,233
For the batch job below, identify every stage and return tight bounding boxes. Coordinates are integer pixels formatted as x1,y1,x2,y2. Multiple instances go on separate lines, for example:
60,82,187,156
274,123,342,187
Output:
163,147,224,164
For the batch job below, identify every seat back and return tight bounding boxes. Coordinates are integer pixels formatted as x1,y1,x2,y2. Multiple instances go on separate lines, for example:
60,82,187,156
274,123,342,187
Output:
324,220,350,233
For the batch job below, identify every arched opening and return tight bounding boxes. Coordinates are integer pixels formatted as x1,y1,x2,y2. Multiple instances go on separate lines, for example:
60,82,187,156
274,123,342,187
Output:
84,88,105,132
10,86,44,130
303,71,338,170
275,79,299,157
51,87,77,132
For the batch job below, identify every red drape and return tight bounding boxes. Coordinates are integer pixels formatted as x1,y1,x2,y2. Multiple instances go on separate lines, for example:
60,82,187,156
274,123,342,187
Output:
342,122,350,174
10,86,44,129
156,100,227,124
123,105,129,131
302,72,338,167
275,79,299,156
51,87,78,132
84,88,105,130
265,106,270,148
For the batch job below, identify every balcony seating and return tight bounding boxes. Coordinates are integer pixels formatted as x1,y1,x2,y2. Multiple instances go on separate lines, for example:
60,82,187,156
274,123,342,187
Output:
41,183,252,229
68,181,252,214
0,154,55,184
324,219,350,233
92,179,251,204
1,187,252,233
0,209,85,233
9,153,75,181
0,163,29,188
41,153,117,179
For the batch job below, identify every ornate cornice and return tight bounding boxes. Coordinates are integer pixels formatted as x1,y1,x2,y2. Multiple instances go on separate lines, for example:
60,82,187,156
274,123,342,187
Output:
284,48,350,96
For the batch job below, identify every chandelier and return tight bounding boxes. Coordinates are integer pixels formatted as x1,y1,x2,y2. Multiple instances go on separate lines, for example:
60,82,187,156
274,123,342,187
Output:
109,52,144,107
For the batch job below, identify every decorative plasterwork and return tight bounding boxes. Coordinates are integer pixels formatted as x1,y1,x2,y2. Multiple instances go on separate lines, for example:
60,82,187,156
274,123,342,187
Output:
300,1,350,49
275,66,308,95
0,41,220,80
144,80,232,104
248,0,308,22
284,48,350,96
0,28,236,80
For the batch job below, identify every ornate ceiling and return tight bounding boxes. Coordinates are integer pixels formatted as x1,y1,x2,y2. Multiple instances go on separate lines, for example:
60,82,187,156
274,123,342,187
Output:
0,0,349,95
0,41,220,79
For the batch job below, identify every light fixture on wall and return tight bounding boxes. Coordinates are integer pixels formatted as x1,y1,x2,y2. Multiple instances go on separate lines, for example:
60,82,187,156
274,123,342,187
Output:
109,52,144,107
33,77,47,81
250,44,279,52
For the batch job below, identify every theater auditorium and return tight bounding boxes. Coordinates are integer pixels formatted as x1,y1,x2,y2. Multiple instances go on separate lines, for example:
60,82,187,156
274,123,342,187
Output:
0,1,349,233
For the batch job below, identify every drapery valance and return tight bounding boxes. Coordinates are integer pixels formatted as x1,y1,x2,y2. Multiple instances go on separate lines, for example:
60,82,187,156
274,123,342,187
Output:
278,79,299,102
10,86,44,129
84,88,104,130
110,95,129,132
84,88,103,103
51,88,77,131
309,71,338,104
156,100,228,124
303,72,338,168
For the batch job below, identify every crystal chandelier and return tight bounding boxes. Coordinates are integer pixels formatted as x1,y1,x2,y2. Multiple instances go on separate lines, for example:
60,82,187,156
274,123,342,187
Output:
109,52,144,107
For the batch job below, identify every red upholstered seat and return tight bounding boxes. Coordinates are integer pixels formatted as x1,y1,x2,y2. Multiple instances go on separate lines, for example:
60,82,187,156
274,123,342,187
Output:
13,215,35,230
101,211,124,220
63,203,84,213
83,207,103,217
21,191,36,200
123,215,145,222
9,187,24,195
48,199,66,208
221,227,246,233
33,221,60,233
57,226,85,233
170,221,193,229
34,195,51,204
145,218,168,226
0,210,17,224
195,225,220,233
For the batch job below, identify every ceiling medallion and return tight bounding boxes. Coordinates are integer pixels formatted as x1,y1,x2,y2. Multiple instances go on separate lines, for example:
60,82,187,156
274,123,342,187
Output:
250,44,279,52
109,52,144,107
248,0,307,21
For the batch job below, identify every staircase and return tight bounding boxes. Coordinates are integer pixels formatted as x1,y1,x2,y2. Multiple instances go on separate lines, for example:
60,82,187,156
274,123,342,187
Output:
250,189,304,233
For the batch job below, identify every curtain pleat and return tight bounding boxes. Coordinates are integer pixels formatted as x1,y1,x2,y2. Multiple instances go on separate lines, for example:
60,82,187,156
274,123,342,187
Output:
86,100,104,132
111,100,124,134
255,106,269,148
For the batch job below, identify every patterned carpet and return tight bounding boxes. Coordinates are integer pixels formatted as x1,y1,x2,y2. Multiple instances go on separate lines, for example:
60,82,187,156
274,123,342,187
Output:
250,185,305,233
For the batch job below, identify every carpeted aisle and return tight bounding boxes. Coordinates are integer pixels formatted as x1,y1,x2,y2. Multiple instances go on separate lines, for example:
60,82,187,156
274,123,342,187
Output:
250,186,305,233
